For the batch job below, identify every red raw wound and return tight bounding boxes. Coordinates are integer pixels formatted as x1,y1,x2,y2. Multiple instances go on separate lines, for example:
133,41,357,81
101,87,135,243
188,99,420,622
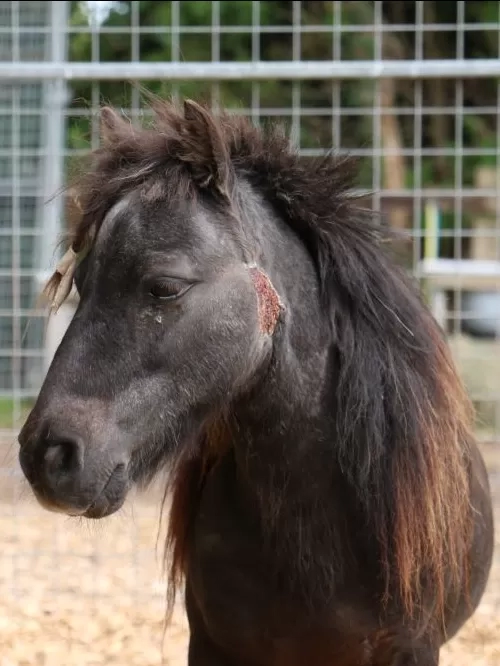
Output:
249,267,282,335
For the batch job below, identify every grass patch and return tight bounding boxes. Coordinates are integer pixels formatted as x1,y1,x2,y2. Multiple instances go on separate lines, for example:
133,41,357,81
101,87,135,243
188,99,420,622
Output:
448,334,500,439
0,398,34,429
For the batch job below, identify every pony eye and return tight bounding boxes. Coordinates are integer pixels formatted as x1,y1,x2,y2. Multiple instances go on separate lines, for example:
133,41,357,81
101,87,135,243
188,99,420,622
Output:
149,278,190,301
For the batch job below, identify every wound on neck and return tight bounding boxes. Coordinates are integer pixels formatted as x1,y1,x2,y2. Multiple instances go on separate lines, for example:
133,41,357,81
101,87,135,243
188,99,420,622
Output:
249,267,282,336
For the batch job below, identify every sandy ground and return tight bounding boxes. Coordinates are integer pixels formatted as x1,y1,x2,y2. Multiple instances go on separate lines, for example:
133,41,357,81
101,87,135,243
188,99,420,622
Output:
0,437,498,665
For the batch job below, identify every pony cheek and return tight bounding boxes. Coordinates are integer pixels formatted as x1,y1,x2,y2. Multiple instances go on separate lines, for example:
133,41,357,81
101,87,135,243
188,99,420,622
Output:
195,267,282,395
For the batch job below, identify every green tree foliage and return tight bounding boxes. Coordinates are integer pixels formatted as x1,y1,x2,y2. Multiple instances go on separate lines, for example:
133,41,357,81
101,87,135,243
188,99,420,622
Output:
67,1,375,160
66,1,500,245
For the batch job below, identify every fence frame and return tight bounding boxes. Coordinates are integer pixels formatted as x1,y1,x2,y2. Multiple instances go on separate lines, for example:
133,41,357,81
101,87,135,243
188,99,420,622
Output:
1,58,500,81
1,2,499,440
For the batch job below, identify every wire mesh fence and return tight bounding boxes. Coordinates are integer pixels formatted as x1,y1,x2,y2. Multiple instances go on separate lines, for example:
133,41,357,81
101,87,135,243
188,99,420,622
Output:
0,1,499,663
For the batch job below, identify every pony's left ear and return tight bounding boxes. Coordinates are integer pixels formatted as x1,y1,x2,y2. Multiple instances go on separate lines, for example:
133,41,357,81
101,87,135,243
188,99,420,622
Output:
99,105,133,146
182,99,231,198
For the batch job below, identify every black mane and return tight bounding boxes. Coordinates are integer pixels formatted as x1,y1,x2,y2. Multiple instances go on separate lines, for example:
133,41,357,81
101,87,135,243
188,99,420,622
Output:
55,97,475,623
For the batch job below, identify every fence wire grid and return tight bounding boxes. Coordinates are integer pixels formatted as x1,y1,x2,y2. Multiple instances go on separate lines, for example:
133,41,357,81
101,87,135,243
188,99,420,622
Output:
0,0,499,659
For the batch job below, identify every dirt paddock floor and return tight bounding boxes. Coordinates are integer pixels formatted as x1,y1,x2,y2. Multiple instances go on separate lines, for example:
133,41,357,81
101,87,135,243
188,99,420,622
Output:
0,438,498,665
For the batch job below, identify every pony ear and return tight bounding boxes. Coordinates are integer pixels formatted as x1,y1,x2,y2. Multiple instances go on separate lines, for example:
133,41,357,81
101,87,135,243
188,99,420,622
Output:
182,99,231,197
99,106,130,145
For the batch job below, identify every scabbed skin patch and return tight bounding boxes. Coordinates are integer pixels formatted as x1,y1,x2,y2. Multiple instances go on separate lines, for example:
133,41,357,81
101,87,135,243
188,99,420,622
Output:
248,266,282,335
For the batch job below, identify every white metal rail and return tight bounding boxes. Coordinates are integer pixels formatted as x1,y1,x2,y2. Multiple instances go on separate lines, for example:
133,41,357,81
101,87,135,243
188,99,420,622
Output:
1,59,500,81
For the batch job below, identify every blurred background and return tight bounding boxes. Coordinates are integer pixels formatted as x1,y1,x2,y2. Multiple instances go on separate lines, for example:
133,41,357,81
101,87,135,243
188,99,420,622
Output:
0,1,498,664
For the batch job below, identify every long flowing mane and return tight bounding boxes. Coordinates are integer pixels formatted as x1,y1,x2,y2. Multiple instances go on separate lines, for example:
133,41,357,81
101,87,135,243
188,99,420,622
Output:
49,96,475,628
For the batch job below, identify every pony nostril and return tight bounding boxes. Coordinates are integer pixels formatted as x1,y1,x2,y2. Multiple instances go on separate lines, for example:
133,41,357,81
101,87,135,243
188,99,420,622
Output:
43,435,84,476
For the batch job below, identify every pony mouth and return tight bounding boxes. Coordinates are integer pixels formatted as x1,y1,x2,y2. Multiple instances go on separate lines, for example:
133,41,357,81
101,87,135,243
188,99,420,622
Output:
82,494,126,519
29,463,130,520
82,463,129,519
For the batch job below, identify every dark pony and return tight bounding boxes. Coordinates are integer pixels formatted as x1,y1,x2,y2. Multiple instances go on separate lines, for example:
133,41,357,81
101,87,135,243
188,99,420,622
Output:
26,96,493,664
